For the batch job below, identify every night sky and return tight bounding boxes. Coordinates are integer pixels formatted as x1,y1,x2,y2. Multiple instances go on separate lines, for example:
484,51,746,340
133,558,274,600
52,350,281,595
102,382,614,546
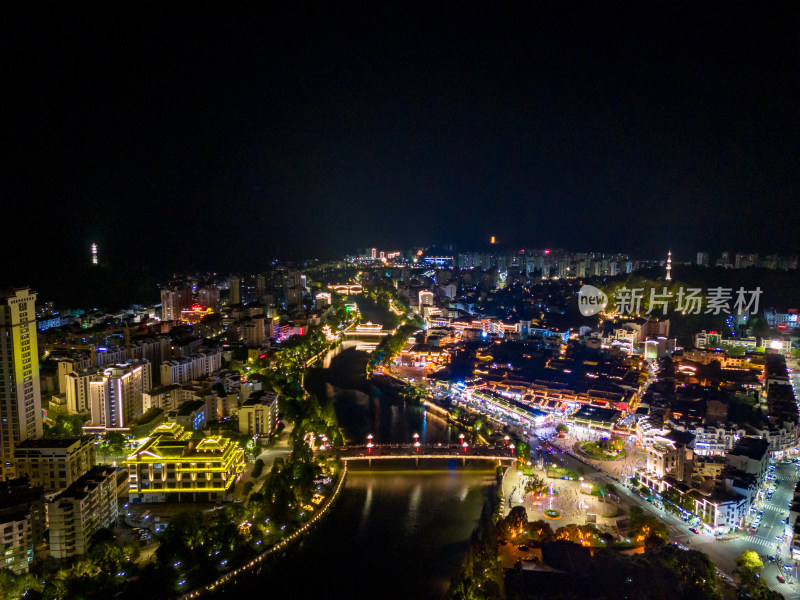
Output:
3,3,799,287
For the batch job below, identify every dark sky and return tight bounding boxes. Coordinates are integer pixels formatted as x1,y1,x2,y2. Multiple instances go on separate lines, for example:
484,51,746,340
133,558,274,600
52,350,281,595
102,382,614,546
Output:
3,2,799,286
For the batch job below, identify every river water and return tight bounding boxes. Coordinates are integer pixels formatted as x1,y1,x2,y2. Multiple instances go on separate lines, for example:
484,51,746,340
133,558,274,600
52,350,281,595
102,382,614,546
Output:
214,339,496,599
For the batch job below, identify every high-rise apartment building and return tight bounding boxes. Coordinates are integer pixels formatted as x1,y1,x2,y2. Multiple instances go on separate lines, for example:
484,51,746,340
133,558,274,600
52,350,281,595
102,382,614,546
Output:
0,289,44,479
127,337,170,371
159,349,222,385
0,478,45,573
161,284,193,321
88,360,152,430
238,392,279,437
229,275,242,305
197,285,221,313
64,367,99,413
14,436,96,492
48,465,120,560
697,252,709,267
255,275,266,304
56,354,93,394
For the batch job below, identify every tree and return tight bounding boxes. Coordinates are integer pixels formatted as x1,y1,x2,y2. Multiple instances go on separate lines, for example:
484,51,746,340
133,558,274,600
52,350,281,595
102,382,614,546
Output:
735,550,763,587
105,431,126,454
500,506,528,539
41,581,68,600
644,534,666,553
43,410,87,438
609,437,624,453
0,568,43,600
252,458,265,478
527,520,554,543
515,441,531,462
524,474,546,499
555,423,568,435
628,509,668,543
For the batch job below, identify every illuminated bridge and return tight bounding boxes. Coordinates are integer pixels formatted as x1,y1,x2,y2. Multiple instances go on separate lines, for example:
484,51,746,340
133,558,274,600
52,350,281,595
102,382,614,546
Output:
328,284,363,295
342,322,392,336
342,322,395,351
332,443,516,462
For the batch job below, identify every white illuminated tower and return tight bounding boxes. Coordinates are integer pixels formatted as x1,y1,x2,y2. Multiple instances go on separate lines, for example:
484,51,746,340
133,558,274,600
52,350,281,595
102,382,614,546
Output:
91,243,98,265
666,250,672,281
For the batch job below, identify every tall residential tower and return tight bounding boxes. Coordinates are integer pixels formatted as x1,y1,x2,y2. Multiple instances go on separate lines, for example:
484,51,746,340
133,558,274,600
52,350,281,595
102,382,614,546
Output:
0,289,44,479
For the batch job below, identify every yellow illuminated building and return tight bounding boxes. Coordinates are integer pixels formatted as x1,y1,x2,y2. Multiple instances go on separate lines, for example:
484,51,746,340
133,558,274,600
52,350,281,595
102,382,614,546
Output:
125,423,245,502
0,289,44,479
180,303,214,324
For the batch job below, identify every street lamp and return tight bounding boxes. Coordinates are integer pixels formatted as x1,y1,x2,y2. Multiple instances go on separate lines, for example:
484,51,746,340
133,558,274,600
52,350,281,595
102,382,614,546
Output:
367,433,373,454
415,441,421,453
462,441,468,453
510,443,516,455
459,433,465,444
504,435,510,445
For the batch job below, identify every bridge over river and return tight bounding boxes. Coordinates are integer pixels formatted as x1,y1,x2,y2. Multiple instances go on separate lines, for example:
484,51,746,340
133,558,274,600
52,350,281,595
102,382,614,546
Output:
331,443,516,463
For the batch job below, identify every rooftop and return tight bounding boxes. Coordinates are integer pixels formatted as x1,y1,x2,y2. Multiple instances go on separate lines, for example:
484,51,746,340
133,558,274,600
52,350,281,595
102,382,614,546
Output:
242,391,279,407
664,428,695,448
16,436,91,449
176,399,206,416
571,404,621,424
728,436,770,461
55,465,117,502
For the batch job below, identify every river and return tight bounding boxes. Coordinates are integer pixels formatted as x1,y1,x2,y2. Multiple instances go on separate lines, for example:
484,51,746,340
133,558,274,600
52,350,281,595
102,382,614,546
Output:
213,300,496,599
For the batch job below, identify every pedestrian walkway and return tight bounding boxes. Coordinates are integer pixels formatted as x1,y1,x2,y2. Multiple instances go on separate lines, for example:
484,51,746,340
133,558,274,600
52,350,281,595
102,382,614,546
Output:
502,463,619,527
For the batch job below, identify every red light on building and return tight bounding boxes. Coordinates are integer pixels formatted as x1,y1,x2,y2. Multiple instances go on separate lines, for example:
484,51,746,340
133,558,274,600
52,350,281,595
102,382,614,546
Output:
544,249,550,254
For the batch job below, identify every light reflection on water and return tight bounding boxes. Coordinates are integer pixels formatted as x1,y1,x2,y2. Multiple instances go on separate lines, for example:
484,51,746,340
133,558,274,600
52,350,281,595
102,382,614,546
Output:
217,465,496,600
214,346,496,599
359,482,373,532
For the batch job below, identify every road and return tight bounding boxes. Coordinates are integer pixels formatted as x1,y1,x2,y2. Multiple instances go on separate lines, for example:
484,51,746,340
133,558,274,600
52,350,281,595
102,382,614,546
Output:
692,460,800,599
537,431,800,598
230,426,294,499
